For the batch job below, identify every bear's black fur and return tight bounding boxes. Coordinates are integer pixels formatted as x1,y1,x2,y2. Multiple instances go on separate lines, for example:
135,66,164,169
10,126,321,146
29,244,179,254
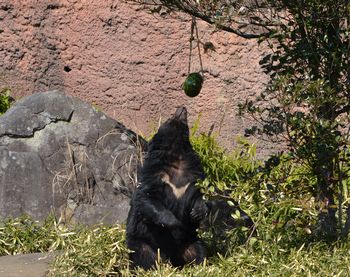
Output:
126,106,208,270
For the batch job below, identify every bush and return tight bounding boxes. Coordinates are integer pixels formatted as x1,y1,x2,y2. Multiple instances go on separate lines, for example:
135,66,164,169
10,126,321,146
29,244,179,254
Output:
191,131,324,250
0,88,12,115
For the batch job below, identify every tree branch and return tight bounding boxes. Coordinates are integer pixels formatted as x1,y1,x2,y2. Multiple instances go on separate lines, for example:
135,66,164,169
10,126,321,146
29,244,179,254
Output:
128,0,273,39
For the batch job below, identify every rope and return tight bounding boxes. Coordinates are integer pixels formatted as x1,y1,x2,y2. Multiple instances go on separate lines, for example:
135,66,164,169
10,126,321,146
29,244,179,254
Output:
194,17,204,78
188,17,195,74
187,16,204,78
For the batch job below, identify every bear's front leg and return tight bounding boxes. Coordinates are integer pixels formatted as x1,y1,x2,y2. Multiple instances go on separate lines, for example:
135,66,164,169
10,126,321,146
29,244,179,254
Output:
134,188,183,229
190,197,209,223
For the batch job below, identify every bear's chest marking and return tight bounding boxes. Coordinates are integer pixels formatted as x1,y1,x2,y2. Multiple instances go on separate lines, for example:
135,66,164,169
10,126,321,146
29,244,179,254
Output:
161,175,190,199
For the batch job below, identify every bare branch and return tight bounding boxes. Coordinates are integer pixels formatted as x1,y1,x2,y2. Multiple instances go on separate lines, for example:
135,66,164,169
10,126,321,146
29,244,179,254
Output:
127,0,274,39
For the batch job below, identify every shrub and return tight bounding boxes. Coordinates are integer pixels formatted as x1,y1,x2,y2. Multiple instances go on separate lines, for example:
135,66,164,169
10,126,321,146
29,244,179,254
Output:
0,88,11,115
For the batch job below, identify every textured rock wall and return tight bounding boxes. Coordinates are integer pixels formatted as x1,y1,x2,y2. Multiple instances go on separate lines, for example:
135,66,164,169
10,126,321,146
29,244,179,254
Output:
0,0,276,156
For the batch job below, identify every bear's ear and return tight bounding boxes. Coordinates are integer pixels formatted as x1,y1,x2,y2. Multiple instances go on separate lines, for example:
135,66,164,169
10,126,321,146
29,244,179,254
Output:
174,106,187,123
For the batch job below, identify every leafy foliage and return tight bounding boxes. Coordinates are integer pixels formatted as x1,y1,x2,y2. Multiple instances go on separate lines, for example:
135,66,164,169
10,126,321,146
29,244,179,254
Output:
0,88,11,115
191,134,260,195
238,0,350,238
192,134,318,244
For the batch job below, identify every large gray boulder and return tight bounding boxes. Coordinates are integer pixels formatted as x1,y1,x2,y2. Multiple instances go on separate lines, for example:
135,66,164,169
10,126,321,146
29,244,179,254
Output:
0,91,146,224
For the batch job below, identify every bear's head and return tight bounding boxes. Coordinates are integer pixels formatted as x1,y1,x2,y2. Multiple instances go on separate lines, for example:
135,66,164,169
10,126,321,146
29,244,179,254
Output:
148,106,191,154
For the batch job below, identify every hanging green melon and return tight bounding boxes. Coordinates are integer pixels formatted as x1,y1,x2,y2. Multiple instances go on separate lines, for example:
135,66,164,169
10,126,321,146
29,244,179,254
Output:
183,72,203,97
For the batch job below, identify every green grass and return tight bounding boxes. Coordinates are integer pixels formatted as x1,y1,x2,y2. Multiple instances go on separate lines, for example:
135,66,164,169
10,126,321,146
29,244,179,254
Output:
0,216,130,276
1,216,350,276
48,224,128,276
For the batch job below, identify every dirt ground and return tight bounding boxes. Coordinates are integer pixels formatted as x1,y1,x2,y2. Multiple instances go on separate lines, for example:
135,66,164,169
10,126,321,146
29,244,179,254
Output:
0,252,55,277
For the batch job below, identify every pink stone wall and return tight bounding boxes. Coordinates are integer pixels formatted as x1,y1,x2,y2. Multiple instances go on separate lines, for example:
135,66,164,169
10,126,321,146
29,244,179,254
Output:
0,0,276,156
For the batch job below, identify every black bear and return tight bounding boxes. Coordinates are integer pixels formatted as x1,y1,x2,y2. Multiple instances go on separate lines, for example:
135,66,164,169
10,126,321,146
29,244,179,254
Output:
126,106,208,270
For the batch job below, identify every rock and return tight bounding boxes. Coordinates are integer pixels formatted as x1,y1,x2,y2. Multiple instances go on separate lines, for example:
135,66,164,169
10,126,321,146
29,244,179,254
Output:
0,91,146,225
